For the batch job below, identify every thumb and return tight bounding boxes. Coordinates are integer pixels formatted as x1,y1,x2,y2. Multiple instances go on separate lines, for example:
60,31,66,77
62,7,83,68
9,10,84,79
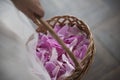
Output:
30,4,44,18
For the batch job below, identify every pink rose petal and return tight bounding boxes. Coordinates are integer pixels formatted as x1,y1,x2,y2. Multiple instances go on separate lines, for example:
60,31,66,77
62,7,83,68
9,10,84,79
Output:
36,25,89,79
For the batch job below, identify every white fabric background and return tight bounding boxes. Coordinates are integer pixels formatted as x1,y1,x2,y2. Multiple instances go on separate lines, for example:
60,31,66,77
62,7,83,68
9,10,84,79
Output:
0,0,50,80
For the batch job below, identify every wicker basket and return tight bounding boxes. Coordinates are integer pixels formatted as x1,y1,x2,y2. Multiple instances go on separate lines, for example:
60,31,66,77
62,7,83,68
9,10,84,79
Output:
36,15,95,80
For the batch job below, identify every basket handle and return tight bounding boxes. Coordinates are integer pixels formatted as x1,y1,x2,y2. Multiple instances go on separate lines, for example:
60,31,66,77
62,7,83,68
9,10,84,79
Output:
35,15,80,68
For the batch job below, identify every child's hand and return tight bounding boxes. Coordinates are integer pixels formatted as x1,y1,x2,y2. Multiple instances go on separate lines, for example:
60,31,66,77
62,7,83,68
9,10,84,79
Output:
11,0,44,23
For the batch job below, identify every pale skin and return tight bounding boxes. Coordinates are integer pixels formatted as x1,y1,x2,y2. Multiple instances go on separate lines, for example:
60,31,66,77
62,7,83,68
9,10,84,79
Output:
11,0,44,24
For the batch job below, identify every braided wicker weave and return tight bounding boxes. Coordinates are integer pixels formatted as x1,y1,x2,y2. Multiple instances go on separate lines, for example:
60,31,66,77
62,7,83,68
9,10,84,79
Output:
36,15,95,80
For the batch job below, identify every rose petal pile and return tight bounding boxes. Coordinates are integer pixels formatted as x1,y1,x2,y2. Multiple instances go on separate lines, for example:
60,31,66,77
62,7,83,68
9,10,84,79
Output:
36,25,89,80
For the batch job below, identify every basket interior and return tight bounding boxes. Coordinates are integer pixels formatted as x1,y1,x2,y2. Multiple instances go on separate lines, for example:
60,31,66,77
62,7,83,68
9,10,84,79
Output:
36,15,95,80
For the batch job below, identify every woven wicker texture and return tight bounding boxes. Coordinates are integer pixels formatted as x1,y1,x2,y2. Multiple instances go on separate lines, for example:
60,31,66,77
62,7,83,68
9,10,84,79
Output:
36,15,95,80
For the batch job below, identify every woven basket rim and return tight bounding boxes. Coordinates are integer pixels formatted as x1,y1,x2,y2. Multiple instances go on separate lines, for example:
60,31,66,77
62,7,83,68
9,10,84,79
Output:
36,15,95,80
